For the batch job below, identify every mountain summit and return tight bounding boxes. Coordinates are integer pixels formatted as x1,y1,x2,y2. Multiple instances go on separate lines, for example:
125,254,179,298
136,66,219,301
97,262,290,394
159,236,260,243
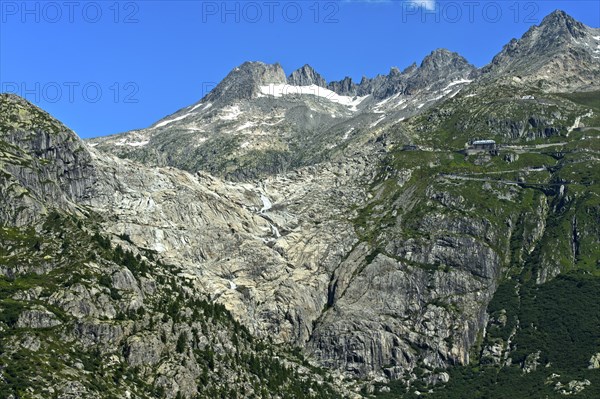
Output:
483,9,600,91
539,9,588,39
287,64,327,87
404,48,477,94
204,61,287,104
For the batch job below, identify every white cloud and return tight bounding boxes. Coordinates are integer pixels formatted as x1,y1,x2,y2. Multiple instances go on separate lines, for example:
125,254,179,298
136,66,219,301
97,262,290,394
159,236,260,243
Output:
344,0,437,11
407,0,436,11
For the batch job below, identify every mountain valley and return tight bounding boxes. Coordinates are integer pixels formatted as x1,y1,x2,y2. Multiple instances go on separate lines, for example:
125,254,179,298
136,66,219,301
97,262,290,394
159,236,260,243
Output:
1,9,599,399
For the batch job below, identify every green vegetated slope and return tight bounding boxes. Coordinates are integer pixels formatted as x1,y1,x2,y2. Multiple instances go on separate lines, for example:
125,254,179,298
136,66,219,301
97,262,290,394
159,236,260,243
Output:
358,86,600,397
0,211,343,399
371,274,600,399
403,84,600,148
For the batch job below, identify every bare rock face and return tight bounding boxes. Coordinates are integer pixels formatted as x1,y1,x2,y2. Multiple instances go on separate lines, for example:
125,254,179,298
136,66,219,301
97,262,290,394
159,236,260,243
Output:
328,76,358,96
16,308,62,329
589,353,600,369
288,64,327,87
125,333,164,367
307,199,504,377
203,61,287,104
0,93,97,226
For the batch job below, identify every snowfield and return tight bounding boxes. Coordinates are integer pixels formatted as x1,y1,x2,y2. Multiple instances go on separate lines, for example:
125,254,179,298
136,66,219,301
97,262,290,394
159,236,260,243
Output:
259,84,368,111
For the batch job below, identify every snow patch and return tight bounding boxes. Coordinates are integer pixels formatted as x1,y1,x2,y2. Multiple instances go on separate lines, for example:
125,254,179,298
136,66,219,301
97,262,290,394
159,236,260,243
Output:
188,102,212,112
440,79,473,92
236,121,255,131
375,93,401,109
429,93,446,102
88,142,99,147
370,116,386,128
189,102,204,112
342,128,354,140
220,105,242,121
260,195,272,213
269,223,281,238
392,98,408,110
260,118,284,127
154,113,193,128
259,84,367,111
448,90,461,99
125,140,149,147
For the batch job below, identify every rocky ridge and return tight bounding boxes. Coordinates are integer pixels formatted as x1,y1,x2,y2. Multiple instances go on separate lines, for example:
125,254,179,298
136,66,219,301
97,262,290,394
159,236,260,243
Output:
482,10,600,91
88,11,600,181
88,49,477,180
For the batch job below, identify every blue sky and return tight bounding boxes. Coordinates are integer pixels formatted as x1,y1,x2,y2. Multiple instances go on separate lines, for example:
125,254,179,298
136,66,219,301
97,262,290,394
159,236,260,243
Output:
1,1,598,138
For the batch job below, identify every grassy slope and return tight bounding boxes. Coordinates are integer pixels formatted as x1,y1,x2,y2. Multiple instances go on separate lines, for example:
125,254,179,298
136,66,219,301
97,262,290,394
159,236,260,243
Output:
354,86,600,397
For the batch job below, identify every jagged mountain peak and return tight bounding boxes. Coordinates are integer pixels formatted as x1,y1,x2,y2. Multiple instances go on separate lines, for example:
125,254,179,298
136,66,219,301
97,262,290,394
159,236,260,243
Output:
514,9,587,50
537,9,587,38
287,64,327,87
324,50,476,99
482,9,599,91
389,66,402,77
402,62,418,75
203,61,286,103
327,76,357,96
401,48,476,95
420,48,473,70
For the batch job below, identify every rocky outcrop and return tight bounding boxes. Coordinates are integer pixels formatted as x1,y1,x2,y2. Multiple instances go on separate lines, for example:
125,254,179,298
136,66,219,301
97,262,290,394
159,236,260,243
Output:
0,93,97,226
328,76,358,96
482,10,600,91
202,61,287,104
16,308,62,329
589,353,600,369
325,49,476,99
404,49,478,94
288,64,327,87
125,333,164,367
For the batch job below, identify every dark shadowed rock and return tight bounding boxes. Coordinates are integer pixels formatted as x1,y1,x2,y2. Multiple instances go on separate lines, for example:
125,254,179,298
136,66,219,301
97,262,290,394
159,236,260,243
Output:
288,64,327,87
